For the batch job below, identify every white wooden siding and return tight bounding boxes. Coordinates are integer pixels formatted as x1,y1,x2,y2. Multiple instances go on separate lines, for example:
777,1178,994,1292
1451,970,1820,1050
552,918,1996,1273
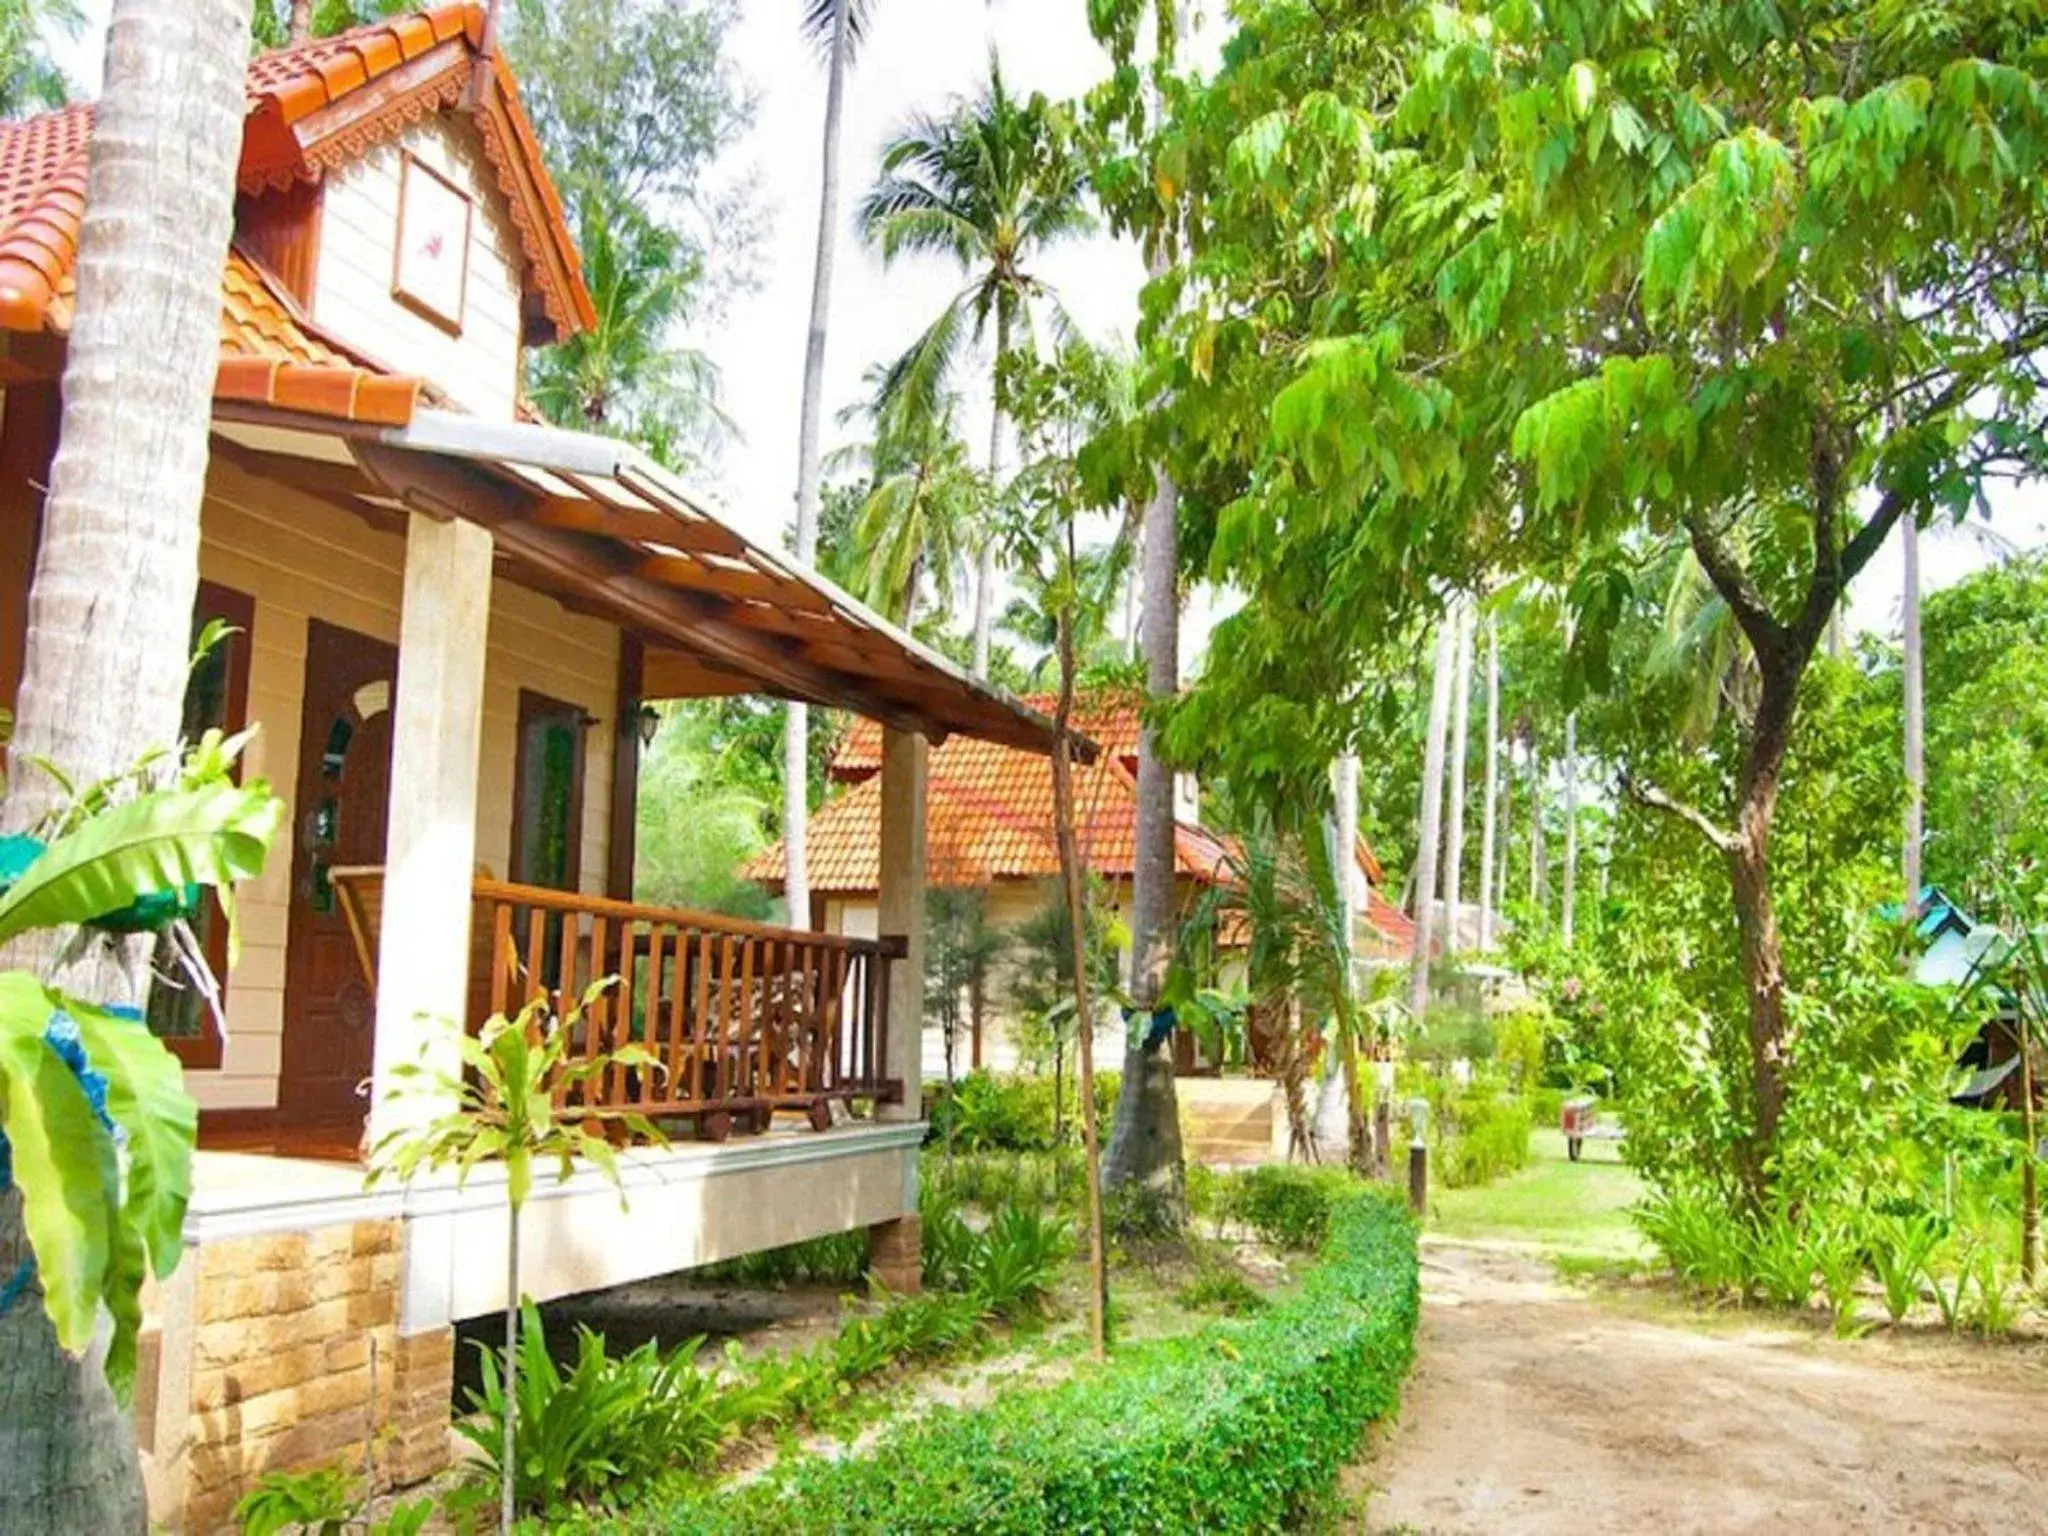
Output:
191,455,619,1111
310,116,525,420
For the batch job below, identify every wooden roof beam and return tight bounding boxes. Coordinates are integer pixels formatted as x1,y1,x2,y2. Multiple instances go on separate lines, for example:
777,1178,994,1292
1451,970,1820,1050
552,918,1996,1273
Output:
525,496,752,560
350,442,942,740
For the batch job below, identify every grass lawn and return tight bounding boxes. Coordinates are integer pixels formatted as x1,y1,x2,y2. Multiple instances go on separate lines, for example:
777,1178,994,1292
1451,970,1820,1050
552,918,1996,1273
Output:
1427,1127,1649,1260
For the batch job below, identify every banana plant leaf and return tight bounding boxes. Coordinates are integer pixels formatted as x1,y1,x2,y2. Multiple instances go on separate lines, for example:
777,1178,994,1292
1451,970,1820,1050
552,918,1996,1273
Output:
0,977,124,1361
0,781,281,946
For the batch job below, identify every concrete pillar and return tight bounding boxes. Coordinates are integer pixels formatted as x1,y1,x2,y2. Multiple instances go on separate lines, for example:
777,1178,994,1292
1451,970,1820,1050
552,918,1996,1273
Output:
368,510,493,1146
877,726,926,1124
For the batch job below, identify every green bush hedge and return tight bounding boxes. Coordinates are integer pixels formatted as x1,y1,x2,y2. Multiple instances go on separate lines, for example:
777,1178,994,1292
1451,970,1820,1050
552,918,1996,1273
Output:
1438,1090,1533,1190
614,1178,1419,1534
923,1070,1119,1153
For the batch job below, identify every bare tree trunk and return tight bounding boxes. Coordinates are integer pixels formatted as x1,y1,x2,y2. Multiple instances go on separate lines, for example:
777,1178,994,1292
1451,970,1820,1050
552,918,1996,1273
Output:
783,0,856,934
2020,1026,2038,1285
1902,512,1924,910
1497,738,1513,928
1104,461,1186,1215
1050,573,1107,1359
1123,499,1143,659
1442,601,1471,955
1408,617,1456,1026
1562,711,1579,947
1529,746,1547,913
287,0,312,43
1478,612,1499,951
0,3,253,1528
1316,753,1360,1164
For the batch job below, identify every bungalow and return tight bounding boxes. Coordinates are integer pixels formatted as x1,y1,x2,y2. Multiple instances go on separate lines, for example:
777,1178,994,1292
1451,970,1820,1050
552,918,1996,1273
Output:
747,693,1414,1076
0,8,1067,1528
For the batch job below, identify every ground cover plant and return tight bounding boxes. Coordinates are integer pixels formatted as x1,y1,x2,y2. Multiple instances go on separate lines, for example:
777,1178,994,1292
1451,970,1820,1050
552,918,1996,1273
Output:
599,1173,1419,1534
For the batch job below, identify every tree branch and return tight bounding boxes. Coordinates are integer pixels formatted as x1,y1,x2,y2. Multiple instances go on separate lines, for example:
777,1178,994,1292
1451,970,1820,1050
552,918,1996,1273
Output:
1685,515,1784,663
1623,770,1739,854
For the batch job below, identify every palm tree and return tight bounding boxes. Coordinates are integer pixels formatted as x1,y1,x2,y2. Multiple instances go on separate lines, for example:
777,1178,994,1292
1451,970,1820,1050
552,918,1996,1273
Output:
785,0,878,941
858,55,1093,676
0,1,254,1524
527,197,724,468
832,379,983,627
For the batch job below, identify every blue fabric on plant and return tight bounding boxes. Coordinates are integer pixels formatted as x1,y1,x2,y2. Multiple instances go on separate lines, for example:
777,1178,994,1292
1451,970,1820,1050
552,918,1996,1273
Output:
0,1007,121,1192
1122,1002,1177,1053
0,1004,125,1320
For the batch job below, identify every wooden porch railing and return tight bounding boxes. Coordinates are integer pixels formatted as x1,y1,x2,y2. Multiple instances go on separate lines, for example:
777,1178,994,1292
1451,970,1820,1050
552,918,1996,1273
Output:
332,869,905,1140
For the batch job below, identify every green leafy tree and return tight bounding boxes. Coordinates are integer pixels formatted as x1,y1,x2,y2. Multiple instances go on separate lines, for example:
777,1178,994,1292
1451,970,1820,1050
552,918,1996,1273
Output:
632,703,776,921
1101,0,2048,1204
0,0,80,113
1917,556,2048,914
506,0,757,473
369,995,662,1533
924,887,1008,1112
859,55,1093,675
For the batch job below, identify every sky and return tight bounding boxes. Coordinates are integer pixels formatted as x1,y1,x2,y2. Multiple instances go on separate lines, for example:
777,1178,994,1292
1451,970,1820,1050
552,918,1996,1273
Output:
46,1,2047,652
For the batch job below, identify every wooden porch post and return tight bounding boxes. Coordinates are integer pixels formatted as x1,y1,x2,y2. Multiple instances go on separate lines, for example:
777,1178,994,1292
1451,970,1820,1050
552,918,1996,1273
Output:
876,725,926,1124
869,724,926,1291
368,509,493,1144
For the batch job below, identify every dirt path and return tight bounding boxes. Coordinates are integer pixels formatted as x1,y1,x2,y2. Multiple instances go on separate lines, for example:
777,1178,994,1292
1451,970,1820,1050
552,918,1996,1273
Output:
1355,1239,2048,1535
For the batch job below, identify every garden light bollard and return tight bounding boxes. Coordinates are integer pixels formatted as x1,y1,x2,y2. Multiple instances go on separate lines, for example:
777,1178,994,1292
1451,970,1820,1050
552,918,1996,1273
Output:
1406,1097,1429,1214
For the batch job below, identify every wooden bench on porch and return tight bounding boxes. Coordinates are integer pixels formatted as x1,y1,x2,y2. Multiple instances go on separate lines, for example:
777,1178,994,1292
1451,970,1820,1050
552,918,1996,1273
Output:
329,868,905,1142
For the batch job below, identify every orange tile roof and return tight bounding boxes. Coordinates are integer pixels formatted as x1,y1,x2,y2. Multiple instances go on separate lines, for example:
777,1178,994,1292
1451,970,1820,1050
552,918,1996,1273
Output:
215,250,422,427
0,2,591,407
833,689,1144,781
748,730,1227,895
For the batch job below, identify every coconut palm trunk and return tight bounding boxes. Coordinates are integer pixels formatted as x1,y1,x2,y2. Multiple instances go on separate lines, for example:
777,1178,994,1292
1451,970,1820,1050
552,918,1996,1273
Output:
784,0,862,934
971,302,1012,677
1408,616,1457,1026
1477,612,1500,950
1442,601,1471,955
0,1,253,1526
1529,743,1547,912
287,0,312,42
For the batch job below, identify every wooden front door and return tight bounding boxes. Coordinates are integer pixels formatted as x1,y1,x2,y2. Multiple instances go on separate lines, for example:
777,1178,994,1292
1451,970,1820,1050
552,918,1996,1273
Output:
279,620,398,1133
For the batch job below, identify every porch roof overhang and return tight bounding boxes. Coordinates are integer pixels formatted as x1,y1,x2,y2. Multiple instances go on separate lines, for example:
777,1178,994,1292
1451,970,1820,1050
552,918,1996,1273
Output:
210,404,1084,757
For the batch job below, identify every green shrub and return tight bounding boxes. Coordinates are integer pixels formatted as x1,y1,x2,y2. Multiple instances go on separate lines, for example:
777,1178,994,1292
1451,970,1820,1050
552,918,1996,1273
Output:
605,1182,1419,1533
460,1302,726,1515
234,1465,434,1535
1174,1267,1270,1316
1217,1164,1357,1252
1866,1211,1944,1322
965,1204,1074,1320
1435,1088,1533,1190
921,1146,1085,1214
923,1071,1119,1154
690,1228,869,1287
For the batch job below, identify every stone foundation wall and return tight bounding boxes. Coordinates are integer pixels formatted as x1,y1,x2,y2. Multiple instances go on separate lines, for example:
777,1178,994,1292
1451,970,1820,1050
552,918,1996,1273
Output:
149,1219,454,1534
